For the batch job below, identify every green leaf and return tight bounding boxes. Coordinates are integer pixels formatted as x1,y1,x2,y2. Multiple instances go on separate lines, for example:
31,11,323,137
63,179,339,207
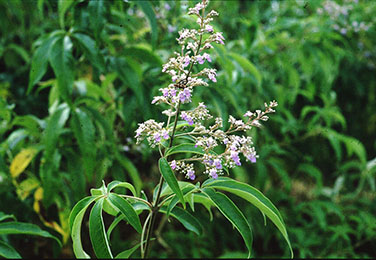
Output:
0,222,61,248
229,52,262,88
28,32,62,94
165,143,205,157
58,0,75,28
160,206,203,236
89,198,113,258
107,194,142,233
201,188,253,258
69,196,97,231
88,0,105,40
165,186,197,218
193,193,214,221
43,103,70,157
0,240,21,259
107,214,124,241
71,108,96,179
123,44,162,66
115,239,153,259
108,181,137,197
0,212,16,223
116,155,142,195
72,33,104,72
136,1,158,49
69,196,97,258
158,158,185,207
202,177,293,258
49,35,74,103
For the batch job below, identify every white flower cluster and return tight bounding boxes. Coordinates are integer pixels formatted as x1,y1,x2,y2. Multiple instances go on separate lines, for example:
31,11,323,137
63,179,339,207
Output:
135,120,170,148
135,1,278,181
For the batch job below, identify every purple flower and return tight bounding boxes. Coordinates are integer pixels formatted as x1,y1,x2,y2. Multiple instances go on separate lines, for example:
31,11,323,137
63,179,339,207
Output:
170,160,177,170
214,159,222,169
205,24,213,33
170,88,177,96
181,112,193,125
164,3,171,11
231,151,241,166
154,132,161,143
208,73,217,82
203,53,211,62
209,168,218,179
179,88,192,102
197,55,205,64
161,88,169,97
183,56,190,67
168,24,177,33
187,169,196,180
162,130,169,139
247,154,256,163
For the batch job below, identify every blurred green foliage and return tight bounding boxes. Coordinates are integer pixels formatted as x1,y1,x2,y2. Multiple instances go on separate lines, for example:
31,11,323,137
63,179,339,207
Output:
0,0,375,258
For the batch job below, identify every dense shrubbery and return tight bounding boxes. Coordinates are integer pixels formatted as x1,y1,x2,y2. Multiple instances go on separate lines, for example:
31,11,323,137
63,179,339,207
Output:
0,0,375,258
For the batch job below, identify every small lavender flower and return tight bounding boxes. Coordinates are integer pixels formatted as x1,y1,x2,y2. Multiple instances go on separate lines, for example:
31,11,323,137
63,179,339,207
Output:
183,56,190,67
205,24,213,33
203,53,212,62
197,55,205,64
162,129,169,139
214,159,222,169
171,160,177,170
187,169,196,180
231,151,241,166
154,132,161,143
209,168,218,179
164,3,171,11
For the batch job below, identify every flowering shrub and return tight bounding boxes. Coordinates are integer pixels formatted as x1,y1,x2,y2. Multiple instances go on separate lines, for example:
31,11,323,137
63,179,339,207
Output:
69,1,292,258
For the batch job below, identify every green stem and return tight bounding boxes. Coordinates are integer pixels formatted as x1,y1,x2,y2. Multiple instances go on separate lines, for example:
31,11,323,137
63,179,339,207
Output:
143,101,181,258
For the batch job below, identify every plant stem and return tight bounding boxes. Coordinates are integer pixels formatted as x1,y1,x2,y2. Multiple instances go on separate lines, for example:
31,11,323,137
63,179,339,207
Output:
143,101,182,258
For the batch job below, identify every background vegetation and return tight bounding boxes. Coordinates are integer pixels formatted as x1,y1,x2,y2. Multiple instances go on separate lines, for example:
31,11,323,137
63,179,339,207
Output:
0,0,375,258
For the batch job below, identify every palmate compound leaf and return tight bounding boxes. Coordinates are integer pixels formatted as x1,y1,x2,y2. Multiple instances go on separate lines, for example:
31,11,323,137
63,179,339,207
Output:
202,177,293,258
158,158,185,207
89,198,113,258
201,188,253,258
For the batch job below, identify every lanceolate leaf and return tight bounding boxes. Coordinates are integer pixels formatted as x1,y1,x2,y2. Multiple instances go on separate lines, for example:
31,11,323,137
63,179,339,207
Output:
69,196,97,258
43,103,70,157
0,241,21,259
160,206,203,236
165,143,205,157
158,158,185,207
201,188,253,258
72,33,104,72
89,198,113,258
0,222,61,248
70,108,96,179
28,31,63,94
136,1,158,49
107,193,142,233
107,181,137,197
165,186,197,218
69,196,97,231
49,35,74,103
202,177,293,258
